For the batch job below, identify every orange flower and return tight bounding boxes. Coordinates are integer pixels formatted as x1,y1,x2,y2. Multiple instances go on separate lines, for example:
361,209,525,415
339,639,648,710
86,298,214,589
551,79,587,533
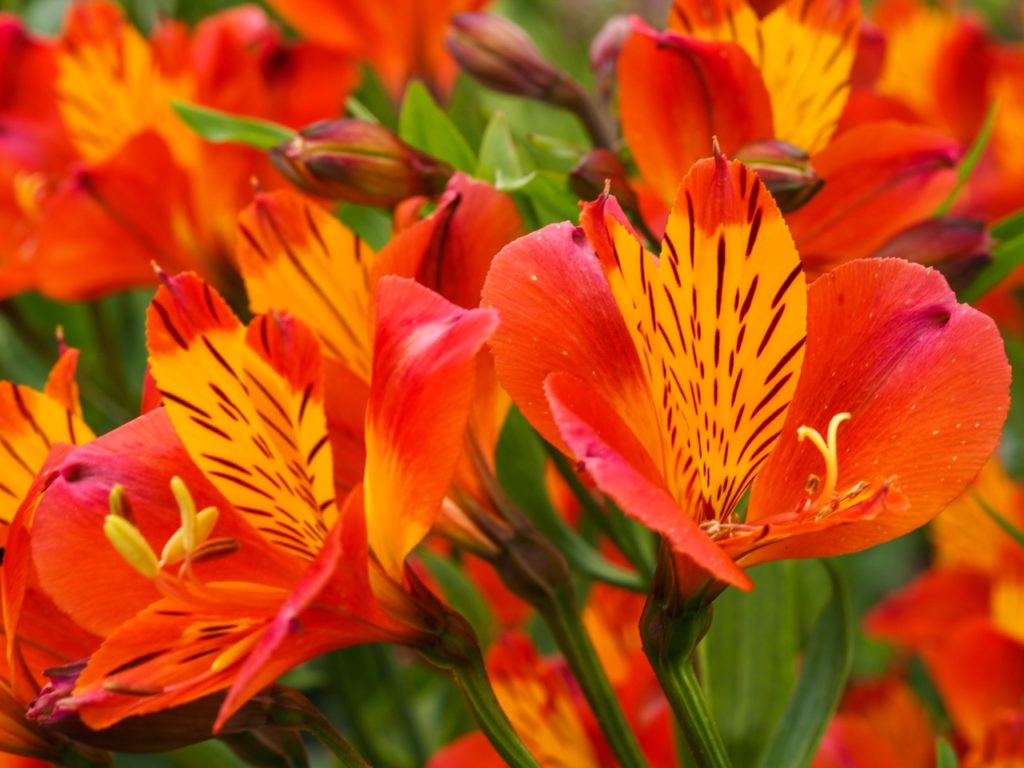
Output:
263,0,490,99
430,628,674,768
0,348,102,761
482,153,1009,598
0,2,355,300
617,0,961,270
28,270,497,731
235,173,523,527
812,678,935,768
868,461,1024,757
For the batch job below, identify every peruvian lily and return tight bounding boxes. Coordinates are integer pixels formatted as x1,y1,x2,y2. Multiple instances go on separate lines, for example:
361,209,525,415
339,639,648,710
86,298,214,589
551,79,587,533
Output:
0,348,101,762
28,270,499,734
617,0,961,269
482,151,1009,599
235,173,522,534
0,1,354,300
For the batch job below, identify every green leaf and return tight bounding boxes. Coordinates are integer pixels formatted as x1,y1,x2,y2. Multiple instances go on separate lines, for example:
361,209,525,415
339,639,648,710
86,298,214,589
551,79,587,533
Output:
936,737,959,768
476,112,525,183
992,208,1024,242
345,96,381,124
701,562,801,767
973,491,1024,549
171,101,293,149
337,203,393,251
398,81,476,173
495,408,645,591
934,103,998,216
497,170,580,228
957,228,1024,303
757,560,853,768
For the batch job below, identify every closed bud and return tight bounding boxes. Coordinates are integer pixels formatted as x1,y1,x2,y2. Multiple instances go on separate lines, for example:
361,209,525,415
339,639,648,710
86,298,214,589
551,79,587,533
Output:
570,149,638,211
736,139,822,212
447,13,576,104
270,119,453,206
589,15,630,102
871,217,992,291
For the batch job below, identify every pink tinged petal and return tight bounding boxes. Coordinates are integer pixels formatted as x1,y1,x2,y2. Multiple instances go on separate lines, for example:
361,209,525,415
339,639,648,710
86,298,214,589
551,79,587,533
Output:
480,221,661,462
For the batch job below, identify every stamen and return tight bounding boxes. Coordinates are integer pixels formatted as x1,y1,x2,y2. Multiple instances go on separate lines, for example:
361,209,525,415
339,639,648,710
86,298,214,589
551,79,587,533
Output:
796,412,851,504
104,511,159,580
170,476,198,552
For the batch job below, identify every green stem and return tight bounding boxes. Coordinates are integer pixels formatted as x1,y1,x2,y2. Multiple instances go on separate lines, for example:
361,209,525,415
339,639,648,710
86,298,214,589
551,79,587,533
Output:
649,652,730,768
450,646,541,768
640,567,731,768
266,688,368,767
542,587,650,768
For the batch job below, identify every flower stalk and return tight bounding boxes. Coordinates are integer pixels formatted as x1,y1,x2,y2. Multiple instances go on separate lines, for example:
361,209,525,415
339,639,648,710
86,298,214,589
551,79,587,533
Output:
640,550,732,768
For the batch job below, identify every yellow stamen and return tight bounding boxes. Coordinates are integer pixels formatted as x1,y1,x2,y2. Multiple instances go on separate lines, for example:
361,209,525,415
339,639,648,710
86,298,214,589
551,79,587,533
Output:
160,505,220,566
211,631,262,673
170,476,197,552
104,514,159,579
796,412,851,504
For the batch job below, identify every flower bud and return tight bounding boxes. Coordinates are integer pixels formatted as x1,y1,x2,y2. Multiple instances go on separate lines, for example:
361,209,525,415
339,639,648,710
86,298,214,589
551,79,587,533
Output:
447,13,576,104
570,149,638,211
589,15,630,102
735,139,822,213
270,119,453,206
870,217,992,291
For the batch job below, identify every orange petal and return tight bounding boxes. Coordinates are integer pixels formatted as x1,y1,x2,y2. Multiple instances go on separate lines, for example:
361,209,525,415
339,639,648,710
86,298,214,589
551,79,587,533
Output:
669,0,860,153
237,189,376,381
147,272,340,561
364,277,497,578
57,2,197,167
583,155,806,524
481,220,662,461
926,620,1024,745
31,132,201,299
865,568,991,649
785,121,960,272
618,19,773,203
428,733,505,768
263,0,486,97
747,259,1009,561
546,371,751,591
0,376,92,526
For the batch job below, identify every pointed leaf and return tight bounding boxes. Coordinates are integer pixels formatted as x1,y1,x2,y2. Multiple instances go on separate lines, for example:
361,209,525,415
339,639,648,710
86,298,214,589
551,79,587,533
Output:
757,560,853,768
172,101,294,149
398,82,475,173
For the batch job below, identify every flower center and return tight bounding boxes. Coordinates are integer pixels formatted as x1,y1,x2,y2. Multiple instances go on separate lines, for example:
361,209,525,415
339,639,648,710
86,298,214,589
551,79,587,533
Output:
104,476,223,578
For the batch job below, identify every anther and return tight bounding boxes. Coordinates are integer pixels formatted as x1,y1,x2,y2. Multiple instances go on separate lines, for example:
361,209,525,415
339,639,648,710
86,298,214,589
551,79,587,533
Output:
104,513,159,580
796,412,851,504
170,476,198,552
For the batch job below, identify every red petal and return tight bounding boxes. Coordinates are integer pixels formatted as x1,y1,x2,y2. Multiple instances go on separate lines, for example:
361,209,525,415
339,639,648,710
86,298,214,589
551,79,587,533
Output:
481,221,661,459
747,259,1009,560
786,122,959,272
618,19,773,203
